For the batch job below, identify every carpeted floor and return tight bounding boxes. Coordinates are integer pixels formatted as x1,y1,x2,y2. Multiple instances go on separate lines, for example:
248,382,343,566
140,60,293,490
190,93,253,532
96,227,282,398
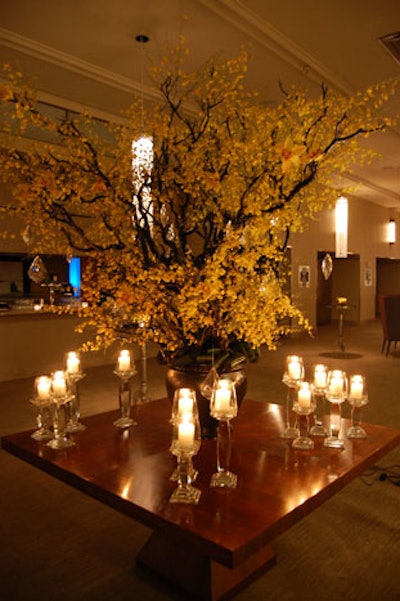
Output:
1,320,399,600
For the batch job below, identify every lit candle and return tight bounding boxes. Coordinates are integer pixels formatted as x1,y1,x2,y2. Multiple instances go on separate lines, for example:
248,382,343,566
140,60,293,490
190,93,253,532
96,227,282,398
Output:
298,383,311,408
66,351,80,374
214,380,231,413
118,350,131,372
350,375,363,400
52,371,67,397
178,420,195,449
37,376,51,399
314,365,327,389
329,373,343,396
288,357,302,381
178,395,194,415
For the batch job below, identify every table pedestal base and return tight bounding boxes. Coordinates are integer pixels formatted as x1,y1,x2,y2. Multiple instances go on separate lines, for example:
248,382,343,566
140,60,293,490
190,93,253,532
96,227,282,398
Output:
136,531,276,601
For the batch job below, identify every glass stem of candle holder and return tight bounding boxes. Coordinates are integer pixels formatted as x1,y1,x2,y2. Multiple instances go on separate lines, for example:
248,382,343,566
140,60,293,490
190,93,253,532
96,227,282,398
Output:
66,378,86,433
169,453,201,504
210,419,237,488
324,402,345,449
346,404,367,439
310,392,328,436
282,386,300,439
113,376,136,428
292,410,314,450
47,400,75,449
31,401,54,441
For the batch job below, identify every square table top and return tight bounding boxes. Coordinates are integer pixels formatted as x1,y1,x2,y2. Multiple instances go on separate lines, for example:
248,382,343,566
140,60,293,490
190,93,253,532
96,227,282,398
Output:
2,398,399,569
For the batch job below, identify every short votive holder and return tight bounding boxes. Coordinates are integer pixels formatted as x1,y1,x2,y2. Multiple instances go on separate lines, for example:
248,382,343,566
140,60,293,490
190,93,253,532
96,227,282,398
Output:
47,371,75,450
30,375,54,441
324,370,348,449
310,363,329,437
209,378,238,489
346,374,368,439
113,350,137,429
65,351,86,433
169,414,201,504
281,355,304,439
292,382,315,450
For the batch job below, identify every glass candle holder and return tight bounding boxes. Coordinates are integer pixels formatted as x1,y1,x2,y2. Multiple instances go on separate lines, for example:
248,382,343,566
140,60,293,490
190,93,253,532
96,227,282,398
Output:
170,387,198,424
310,363,329,437
346,374,368,439
47,370,75,450
292,382,315,449
64,351,86,433
30,375,54,441
113,349,137,429
324,369,348,449
281,355,304,439
169,413,201,504
170,388,199,482
209,378,238,488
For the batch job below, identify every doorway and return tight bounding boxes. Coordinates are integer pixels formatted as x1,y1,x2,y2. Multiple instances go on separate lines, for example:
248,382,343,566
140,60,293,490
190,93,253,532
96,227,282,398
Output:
376,257,400,316
316,252,360,326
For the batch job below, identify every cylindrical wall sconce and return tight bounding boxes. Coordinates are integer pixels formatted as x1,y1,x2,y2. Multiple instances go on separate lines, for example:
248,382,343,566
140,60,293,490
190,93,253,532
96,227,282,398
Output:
335,196,348,258
388,219,396,244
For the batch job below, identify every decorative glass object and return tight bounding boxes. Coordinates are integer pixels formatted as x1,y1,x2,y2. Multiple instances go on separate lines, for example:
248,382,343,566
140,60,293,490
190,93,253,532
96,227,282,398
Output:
281,355,304,439
346,374,368,439
310,363,329,436
47,371,75,450
324,369,348,449
113,349,137,429
209,378,238,488
321,253,333,280
27,255,48,284
170,388,199,483
169,413,201,504
292,382,315,449
30,375,54,441
64,351,86,433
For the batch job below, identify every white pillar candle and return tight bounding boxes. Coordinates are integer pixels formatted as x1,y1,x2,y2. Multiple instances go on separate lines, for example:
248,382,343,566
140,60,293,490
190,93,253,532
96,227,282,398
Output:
37,376,51,399
329,375,343,396
314,365,327,389
118,350,131,372
178,420,195,449
350,376,363,399
52,372,67,397
298,383,311,408
214,380,232,413
288,358,301,380
178,395,194,415
66,352,80,374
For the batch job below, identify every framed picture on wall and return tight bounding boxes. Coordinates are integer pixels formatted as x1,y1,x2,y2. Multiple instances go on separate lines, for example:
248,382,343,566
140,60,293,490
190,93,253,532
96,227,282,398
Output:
364,267,373,287
298,265,310,288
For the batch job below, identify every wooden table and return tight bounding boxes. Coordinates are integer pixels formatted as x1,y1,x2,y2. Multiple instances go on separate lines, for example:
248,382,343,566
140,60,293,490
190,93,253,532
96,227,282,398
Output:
2,398,400,600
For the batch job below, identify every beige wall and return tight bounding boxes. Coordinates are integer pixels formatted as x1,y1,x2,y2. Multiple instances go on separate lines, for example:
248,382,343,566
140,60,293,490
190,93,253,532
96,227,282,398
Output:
290,196,400,327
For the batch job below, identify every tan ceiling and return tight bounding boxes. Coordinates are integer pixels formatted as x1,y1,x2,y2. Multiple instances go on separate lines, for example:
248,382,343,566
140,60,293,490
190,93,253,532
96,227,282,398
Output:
0,0,399,209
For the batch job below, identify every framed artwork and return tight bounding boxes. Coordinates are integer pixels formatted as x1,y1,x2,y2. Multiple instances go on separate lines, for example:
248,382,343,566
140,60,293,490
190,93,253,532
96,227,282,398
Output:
298,265,310,288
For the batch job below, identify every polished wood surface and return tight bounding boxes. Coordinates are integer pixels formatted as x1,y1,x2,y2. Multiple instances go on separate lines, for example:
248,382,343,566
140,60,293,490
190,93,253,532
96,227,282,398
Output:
2,399,400,599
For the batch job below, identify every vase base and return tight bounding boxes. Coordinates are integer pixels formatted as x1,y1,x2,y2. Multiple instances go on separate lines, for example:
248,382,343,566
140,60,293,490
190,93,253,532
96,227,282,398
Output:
113,417,136,429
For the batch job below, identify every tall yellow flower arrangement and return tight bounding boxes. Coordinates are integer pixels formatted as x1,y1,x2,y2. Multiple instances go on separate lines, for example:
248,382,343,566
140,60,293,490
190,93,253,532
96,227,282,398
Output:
0,46,398,370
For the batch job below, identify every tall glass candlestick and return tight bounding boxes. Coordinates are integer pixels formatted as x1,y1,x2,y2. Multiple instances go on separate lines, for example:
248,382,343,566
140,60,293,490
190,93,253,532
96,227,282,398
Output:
169,413,201,504
346,374,368,438
281,355,304,439
209,378,238,488
65,351,86,433
30,375,54,441
310,363,329,436
47,371,75,450
113,349,137,429
324,369,348,449
292,382,315,449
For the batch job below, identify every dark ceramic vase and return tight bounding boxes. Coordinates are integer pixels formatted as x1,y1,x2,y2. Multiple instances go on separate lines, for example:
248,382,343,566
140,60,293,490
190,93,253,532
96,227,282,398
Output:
165,365,247,439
